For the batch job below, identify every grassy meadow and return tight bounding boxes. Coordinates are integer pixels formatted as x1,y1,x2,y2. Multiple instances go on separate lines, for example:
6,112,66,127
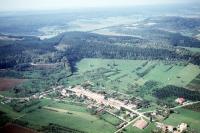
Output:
18,99,118,133
73,58,200,94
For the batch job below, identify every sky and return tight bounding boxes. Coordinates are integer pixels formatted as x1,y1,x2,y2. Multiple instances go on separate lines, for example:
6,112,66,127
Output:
0,0,199,11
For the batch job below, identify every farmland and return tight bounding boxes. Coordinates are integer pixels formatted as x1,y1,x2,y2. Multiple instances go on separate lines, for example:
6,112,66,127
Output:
17,99,118,133
0,78,26,91
187,74,200,91
0,58,200,133
74,58,200,91
0,5,200,133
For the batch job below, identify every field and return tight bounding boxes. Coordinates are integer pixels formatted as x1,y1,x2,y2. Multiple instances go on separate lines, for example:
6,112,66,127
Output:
72,58,200,94
179,46,200,54
0,58,200,133
0,63,71,97
0,123,37,133
15,99,119,133
124,122,156,133
0,78,25,91
187,74,200,91
163,108,200,132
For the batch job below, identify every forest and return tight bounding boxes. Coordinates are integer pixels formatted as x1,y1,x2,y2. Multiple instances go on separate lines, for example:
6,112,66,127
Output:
0,31,200,72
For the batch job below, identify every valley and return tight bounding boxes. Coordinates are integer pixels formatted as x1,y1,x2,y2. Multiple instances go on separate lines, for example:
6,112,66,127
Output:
0,4,200,133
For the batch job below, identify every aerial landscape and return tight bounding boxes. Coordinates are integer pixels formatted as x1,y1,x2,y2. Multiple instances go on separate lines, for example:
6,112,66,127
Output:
0,0,200,133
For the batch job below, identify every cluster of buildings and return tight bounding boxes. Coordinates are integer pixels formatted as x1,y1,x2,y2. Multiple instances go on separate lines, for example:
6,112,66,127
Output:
57,85,150,131
65,86,141,111
56,85,192,132
156,122,188,133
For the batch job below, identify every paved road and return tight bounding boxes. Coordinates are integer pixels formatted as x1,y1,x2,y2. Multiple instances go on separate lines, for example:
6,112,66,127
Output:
121,105,149,120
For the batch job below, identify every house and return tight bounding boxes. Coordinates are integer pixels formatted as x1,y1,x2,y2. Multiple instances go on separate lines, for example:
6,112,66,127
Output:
175,98,185,105
156,122,187,133
133,119,148,129
156,122,174,132
178,123,187,133
61,89,67,96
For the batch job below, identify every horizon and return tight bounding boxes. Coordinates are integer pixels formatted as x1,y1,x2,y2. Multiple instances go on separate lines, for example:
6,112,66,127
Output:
0,0,200,12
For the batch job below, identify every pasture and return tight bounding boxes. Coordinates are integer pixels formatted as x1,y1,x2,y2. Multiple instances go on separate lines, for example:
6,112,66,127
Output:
74,58,200,95
18,99,119,133
124,122,156,133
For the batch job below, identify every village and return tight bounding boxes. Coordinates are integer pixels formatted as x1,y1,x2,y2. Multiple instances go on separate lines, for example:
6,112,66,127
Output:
48,83,197,133
0,81,199,133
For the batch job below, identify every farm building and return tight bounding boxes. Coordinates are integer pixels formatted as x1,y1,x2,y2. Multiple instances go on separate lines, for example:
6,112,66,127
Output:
175,98,185,105
178,123,187,133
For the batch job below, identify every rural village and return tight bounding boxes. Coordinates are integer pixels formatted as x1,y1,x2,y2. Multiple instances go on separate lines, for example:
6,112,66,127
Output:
1,80,199,133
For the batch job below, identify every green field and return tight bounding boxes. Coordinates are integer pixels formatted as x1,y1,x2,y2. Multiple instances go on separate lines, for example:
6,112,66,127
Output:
179,46,200,54
163,108,200,132
16,99,119,133
73,58,200,93
124,122,156,133
0,103,22,118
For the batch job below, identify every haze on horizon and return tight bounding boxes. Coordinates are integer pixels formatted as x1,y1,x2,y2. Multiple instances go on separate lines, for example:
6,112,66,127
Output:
0,0,200,11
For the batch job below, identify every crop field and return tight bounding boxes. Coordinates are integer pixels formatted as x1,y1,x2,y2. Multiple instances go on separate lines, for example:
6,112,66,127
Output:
0,78,26,91
1,123,37,133
73,58,200,94
163,108,200,132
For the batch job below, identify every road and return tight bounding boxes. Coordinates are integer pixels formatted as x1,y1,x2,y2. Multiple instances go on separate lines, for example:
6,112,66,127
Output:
139,101,200,114
121,104,149,120
106,110,128,122
114,116,140,133
0,88,54,101
170,101,200,110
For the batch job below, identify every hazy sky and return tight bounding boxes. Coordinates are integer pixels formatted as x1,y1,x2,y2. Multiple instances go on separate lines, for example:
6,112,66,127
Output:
0,0,199,11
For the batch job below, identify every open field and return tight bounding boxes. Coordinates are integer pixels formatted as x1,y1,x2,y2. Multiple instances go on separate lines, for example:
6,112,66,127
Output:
179,46,200,53
163,108,200,132
74,58,200,93
17,99,118,133
124,122,156,133
0,103,22,118
0,98,120,133
0,78,26,91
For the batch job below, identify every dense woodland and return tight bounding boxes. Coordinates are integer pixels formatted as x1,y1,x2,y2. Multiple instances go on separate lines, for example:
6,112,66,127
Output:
154,85,200,101
0,31,199,72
